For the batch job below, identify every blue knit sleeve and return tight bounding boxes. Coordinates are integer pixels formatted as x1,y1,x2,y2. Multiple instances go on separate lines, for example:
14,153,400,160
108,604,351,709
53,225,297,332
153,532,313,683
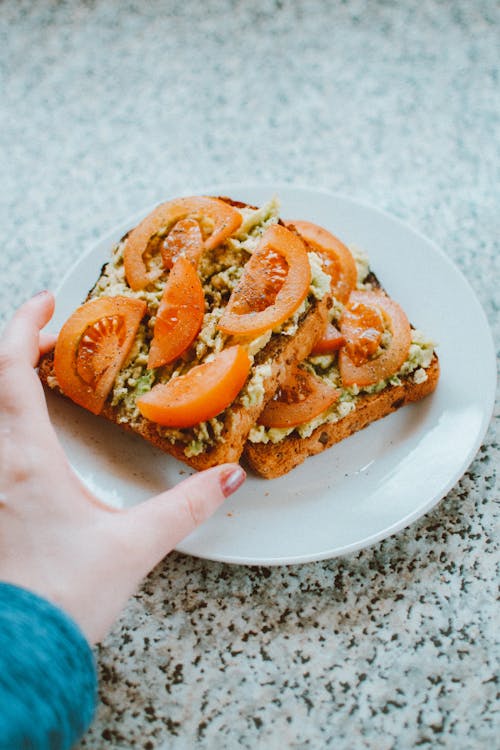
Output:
0,583,98,750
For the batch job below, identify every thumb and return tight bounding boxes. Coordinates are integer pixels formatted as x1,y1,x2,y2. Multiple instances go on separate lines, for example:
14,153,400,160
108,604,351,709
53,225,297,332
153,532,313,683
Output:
116,463,246,573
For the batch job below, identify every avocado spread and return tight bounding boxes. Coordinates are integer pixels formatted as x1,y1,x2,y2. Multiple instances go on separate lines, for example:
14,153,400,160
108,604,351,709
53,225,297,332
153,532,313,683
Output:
90,198,331,456
247,251,437,446
247,328,436,445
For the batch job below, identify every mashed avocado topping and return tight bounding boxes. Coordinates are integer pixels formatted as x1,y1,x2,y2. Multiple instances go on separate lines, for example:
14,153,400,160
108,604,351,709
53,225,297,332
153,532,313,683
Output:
247,249,436,446
53,196,438,459
231,197,281,250
87,198,331,455
352,245,371,287
247,328,436,445
309,251,332,300
84,204,436,455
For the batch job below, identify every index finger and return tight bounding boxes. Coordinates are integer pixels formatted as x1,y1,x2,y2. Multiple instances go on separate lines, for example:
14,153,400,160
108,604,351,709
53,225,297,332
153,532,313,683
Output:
0,291,55,368
0,291,55,418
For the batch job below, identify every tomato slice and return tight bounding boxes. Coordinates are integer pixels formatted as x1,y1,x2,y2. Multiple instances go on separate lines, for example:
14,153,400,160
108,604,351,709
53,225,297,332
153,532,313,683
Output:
258,364,340,428
54,296,146,414
227,245,289,313
124,196,243,290
289,220,357,303
311,322,345,355
339,290,412,387
217,224,311,337
161,217,204,270
341,298,385,366
147,257,205,369
137,345,251,427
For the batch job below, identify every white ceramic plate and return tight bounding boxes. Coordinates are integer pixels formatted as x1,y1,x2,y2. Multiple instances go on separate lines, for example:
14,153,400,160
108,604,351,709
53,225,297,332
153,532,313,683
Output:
45,184,496,565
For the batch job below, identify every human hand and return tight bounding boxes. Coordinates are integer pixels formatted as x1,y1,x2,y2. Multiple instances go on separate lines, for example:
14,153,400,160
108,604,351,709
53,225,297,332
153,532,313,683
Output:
0,291,246,644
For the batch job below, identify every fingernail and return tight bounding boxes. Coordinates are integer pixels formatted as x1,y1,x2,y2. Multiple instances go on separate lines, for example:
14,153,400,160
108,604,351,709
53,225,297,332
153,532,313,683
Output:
220,466,246,497
34,290,50,298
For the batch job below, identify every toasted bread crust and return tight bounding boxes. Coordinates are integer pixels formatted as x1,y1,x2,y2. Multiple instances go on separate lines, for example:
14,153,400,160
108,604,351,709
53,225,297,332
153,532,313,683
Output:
38,294,329,470
243,354,440,478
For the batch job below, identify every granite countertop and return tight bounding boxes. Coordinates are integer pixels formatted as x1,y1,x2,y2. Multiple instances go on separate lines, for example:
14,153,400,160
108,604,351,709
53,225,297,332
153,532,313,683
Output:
1,1,498,748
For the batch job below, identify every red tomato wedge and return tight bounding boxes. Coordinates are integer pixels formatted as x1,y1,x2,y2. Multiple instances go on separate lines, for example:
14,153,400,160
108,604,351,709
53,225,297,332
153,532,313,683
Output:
124,196,243,290
311,322,346,355
54,296,146,414
161,217,204,270
137,345,251,427
217,224,311,337
258,365,340,428
339,290,412,387
289,220,357,303
147,257,205,369
341,297,385,366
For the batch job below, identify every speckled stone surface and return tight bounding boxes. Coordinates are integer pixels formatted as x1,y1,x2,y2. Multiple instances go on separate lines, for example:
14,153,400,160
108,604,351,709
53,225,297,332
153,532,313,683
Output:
1,1,499,748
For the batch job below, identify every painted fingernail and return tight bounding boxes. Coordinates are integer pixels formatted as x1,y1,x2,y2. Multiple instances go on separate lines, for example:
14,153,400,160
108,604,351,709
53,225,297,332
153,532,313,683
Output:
220,466,246,497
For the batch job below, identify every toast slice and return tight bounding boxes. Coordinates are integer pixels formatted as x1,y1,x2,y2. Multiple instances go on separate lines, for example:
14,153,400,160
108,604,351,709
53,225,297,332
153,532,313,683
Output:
38,196,331,469
244,269,439,478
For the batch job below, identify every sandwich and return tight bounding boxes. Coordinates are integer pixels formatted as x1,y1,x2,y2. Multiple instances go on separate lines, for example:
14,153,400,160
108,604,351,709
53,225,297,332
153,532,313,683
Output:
244,220,439,478
38,195,332,469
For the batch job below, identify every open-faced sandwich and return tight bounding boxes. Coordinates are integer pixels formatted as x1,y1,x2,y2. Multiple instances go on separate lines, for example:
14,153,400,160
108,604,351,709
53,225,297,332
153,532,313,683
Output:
38,195,332,469
244,220,440,477
38,194,439,478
